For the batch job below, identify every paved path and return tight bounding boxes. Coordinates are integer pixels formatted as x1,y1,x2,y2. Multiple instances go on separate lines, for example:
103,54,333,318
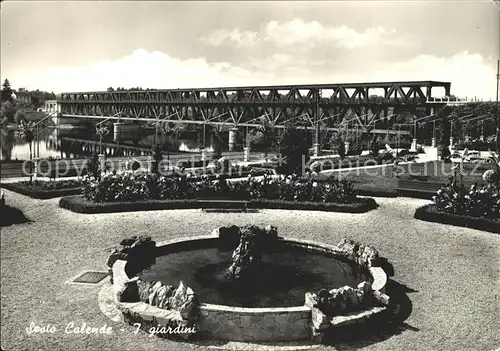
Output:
1,191,499,351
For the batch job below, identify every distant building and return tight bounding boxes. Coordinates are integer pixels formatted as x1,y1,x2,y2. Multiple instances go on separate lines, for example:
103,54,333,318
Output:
44,100,60,114
13,91,32,104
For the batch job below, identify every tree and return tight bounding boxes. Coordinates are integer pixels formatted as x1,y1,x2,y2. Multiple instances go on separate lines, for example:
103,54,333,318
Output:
276,121,309,175
151,144,163,175
85,152,101,179
15,121,35,182
159,122,180,164
96,125,110,155
29,89,56,108
255,116,275,160
1,79,13,102
1,129,14,160
370,134,379,158
320,130,335,150
335,133,346,160
14,109,27,124
437,107,452,161
212,126,224,159
0,101,17,123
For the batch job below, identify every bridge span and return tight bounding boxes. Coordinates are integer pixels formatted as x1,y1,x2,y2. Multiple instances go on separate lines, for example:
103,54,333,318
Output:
57,81,451,129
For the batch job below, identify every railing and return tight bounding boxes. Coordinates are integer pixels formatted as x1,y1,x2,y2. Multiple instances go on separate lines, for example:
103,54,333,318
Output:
426,96,491,104
58,96,431,105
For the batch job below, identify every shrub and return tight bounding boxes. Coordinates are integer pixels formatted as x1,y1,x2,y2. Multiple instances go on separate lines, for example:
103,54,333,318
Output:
336,136,346,160
440,147,451,161
151,144,163,175
432,174,500,219
276,122,309,175
213,157,231,174
81,172,357,204
370,134,379,158
85,152,101,179
482,169,498,185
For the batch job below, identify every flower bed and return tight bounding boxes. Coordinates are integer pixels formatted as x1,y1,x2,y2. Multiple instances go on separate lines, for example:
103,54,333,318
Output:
1,180,82,199
59,195,377,214
414,204,500,234
432,176,499,220
59,170,380,213
413,171,500,233
81,172,358,204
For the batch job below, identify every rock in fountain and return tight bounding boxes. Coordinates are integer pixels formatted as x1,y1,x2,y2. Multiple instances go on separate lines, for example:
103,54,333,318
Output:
336,238,380,267
223,225,278,281
109,236,200,340
107,236,156,284
136,279,200,324
314,281,374,317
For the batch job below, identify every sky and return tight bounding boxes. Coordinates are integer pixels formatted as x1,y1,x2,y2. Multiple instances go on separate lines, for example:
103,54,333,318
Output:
1,1,499,99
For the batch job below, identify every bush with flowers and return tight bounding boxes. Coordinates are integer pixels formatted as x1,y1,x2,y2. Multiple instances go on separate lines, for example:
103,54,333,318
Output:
432,173,500,219
81,170,357,204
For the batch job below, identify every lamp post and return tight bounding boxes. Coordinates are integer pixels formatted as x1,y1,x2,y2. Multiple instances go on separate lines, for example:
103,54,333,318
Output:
496,59,499,153
314,90,321,156
433,120,436,147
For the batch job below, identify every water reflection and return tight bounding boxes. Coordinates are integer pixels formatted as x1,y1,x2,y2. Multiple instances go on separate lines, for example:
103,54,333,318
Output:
1,129,15,160
0,125,219,161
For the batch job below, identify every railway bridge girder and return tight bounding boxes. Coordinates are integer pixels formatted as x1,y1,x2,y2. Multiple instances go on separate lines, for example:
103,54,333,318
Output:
58,81,451,131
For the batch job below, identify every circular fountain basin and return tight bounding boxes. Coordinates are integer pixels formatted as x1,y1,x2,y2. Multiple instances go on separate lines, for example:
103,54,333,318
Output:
140,238,370,308
112,235,388,342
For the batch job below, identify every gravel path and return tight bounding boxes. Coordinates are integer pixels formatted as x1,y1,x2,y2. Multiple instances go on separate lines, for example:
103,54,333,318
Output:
1,190,499,351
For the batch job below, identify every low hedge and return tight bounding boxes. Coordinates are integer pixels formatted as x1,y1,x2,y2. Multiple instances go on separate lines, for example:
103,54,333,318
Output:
414,204,500,234
356,189,398,198
247,198,378,213
59,195,378,214
1,182,82,199
0,204,31,227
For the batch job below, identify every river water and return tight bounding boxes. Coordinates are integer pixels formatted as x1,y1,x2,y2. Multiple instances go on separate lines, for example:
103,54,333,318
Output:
1,126,222,161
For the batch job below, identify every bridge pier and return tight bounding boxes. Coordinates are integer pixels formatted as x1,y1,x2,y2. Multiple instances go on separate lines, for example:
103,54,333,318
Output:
228,128,239,152
410,139,418,152
243,146,250,162
312,143,320,157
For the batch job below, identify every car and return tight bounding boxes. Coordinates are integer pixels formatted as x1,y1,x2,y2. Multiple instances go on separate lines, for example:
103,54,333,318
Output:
464,151,481,163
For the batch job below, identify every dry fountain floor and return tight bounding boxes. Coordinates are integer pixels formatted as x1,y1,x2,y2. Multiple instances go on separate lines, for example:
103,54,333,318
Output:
1,190,499,351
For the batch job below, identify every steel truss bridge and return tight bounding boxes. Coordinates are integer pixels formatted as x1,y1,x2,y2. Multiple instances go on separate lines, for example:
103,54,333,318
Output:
58,81,451,135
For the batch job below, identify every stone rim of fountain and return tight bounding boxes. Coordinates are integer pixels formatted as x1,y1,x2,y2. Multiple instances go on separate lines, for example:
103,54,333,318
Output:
106,231,390,343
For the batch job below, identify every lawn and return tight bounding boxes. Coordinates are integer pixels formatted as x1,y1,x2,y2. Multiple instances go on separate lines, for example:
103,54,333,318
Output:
1,190,499,351
12,179,82,190
314,161,496,195
1,179,82,199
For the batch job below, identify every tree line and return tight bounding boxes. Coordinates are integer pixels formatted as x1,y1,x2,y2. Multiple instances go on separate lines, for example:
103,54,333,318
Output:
1,79,57,124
